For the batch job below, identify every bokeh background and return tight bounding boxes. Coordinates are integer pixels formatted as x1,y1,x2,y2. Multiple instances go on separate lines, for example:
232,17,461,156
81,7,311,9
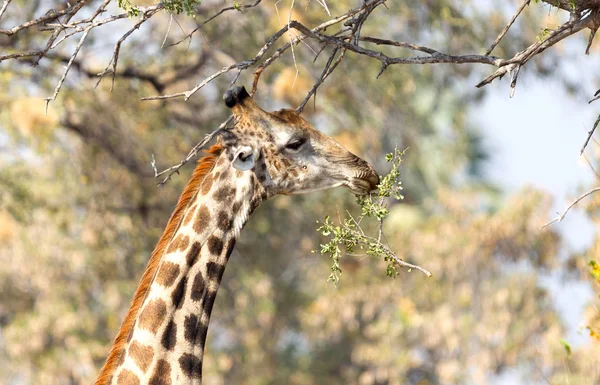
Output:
1,0,599,384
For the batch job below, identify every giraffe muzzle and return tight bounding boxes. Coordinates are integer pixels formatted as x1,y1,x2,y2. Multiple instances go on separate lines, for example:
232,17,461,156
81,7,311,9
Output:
344,162,379,195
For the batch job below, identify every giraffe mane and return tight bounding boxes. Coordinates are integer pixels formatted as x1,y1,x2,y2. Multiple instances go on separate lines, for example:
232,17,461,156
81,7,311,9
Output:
94,143,224,385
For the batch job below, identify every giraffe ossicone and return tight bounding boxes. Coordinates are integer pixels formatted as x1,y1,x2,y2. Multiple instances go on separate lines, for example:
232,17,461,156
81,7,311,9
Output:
94,86,379,385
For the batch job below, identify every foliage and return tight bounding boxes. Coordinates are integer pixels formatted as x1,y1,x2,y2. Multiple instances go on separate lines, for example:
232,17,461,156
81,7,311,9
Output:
316,148,421,285
162,0,202,16
118,0,201,16
1,1,599,384
117,0,140,17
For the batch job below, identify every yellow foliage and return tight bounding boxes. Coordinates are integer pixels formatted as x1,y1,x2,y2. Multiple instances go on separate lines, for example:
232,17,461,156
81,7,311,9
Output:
0,211,17,243
10,98,59,139
272,66,314,107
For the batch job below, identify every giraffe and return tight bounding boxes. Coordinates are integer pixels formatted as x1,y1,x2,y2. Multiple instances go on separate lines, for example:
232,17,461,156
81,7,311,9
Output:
94,86,379,385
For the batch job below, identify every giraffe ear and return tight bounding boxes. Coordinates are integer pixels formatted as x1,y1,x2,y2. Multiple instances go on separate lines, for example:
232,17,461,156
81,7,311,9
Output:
232,146,256,171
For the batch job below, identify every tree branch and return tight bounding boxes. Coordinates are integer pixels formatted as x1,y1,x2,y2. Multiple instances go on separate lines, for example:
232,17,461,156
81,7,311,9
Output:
151,116,233,186
485,0,530,56
0,0,12,22
542,187,600,228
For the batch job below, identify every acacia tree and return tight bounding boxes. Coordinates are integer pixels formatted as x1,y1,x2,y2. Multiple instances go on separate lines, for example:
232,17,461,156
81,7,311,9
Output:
1,0,600,384
4,0,600,208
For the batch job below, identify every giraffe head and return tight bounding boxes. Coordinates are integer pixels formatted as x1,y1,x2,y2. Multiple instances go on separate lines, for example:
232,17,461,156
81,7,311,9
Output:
220,86,379,197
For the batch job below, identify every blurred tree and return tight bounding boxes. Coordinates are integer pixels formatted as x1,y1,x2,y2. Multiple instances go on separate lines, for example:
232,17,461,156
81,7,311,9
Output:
1,0,599,384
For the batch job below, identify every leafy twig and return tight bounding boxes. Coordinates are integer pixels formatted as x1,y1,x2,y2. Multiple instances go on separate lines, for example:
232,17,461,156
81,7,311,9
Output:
316,148,432,285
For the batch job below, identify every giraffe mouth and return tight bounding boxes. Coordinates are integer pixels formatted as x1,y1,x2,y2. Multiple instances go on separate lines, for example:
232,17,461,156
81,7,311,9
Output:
347,168,380,195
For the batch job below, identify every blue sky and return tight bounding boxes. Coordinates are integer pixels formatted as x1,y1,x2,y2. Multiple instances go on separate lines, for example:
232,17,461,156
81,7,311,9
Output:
473,65,599,347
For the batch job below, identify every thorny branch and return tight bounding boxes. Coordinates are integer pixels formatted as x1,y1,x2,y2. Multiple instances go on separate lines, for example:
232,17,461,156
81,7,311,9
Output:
484,0,531,56
542,187,600,229
151,116,233,186
4,0,600,222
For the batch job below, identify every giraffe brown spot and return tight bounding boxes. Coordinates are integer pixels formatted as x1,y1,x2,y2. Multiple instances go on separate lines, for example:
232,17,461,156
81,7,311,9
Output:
139,299,167,334
161,320,177,351
224,238,236,261
183,313,199,344
231,202,241,214
207,236,223,255
117,369,140,385
182,204,196,226
216,211,232,232
201,174,213,195
213,186,234,202
218,169,229,181
289,168,298,177
149,359,171,385
179,353,202,379
185,242,201,266
281,158,291,167
183,313,209,346
166,234,189,253
129,341,154,373
203,290,218,315
190,271,205,301
179,235,190,251
260,163,267,171
194,205,210,234
127,326,134,343
118,347,126,367
206,262,225,282
156,262,180,287
250,196,261,213
171,277,187,309
213,171,220,179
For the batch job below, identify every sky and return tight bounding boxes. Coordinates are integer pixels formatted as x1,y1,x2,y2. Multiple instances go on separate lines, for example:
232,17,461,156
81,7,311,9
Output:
473,67,598,348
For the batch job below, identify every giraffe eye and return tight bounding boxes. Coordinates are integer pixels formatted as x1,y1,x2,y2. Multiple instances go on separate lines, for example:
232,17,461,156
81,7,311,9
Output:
285,138,306,151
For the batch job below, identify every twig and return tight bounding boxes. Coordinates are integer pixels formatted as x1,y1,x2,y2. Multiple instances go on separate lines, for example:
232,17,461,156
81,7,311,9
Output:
582,153,600,181
590,90,600,104
168,0,262,48
509,63,521,98
44,26,92,112
296,47,345,113
586,26,598,54
314,0,331,16
389,254,433,277
347,228,432,277
0,0,83,35
485,0,530,56
287,0,299,89
162,13,173,48
0,0,12,21
152,116,233,186
97,7,160,91
541,187,600,228
146,0,387,100
32,0,91,66
585,9,600,54
359,36,438,54
581,113,600,155
477,14,594,88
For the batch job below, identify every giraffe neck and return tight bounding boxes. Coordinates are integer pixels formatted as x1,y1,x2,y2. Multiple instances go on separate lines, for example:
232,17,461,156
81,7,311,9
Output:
106,152,264,385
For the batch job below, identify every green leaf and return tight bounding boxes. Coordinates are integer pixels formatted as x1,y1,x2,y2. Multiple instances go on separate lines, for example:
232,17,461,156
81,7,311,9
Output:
560,339,572,358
